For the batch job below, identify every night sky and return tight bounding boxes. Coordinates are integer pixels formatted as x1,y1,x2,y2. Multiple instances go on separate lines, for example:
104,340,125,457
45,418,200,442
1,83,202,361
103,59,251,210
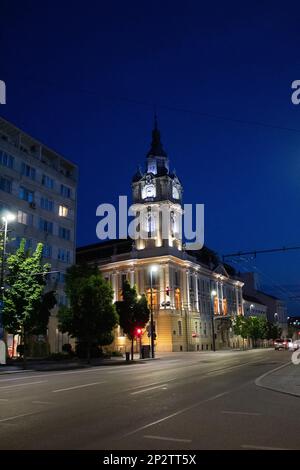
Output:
1,1,300,312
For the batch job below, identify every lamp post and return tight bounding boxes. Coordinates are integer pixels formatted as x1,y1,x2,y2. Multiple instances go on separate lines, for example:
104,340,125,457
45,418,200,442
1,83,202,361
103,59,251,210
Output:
149,265,158,359
210,289,217,351
0,212,15,349
0,212,16,295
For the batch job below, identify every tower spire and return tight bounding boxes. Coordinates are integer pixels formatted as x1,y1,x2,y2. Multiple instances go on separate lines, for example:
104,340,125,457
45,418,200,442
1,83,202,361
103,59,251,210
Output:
147,114,167,157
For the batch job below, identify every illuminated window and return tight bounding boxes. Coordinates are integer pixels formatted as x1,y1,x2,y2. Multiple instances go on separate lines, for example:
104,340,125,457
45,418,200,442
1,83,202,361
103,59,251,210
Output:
222,298,228,316
214,296,218,314
147,288,158,309
178,321,182,336
59,205,68,217
175,288,181,310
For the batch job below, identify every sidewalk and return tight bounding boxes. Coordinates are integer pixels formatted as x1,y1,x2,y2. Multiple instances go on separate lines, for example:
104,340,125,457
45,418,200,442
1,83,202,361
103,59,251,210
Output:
0,353,158,374
255,361,300,397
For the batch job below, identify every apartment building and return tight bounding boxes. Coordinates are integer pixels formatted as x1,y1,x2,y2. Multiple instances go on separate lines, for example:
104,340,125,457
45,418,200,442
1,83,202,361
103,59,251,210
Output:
0,116,77,353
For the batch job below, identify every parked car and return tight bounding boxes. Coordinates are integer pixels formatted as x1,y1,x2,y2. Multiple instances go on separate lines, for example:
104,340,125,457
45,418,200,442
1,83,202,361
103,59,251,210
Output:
274,338,293,350
274,339,286,350
292,339,300,351
286,338,294,350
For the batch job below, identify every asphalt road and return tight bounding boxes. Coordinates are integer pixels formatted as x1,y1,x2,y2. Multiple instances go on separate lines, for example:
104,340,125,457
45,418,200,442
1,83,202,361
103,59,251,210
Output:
0,349,299,450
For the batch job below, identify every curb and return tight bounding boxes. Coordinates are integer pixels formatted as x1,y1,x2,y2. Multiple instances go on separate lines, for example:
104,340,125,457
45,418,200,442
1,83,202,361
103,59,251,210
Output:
255,361,300,398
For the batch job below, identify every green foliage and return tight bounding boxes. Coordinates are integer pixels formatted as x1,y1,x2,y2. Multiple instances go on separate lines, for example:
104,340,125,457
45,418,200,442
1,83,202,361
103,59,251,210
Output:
232,315,249,339
115,281,150,340
267,321,281,340
232,315,278,344
58,264,118,360
3,239,56,338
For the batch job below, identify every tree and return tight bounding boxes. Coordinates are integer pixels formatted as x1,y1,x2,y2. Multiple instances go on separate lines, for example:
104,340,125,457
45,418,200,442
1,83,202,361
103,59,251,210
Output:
266,321,281,340
2,239,56,367
247,316,268,347
232,315,249,343
115,281,150,360
58,264,118,363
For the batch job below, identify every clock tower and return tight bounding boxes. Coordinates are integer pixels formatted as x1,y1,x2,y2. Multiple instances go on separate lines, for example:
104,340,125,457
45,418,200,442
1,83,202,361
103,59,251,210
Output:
131,116,183,250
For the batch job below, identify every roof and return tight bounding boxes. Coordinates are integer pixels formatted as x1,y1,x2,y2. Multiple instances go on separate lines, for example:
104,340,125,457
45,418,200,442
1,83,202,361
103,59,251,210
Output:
243,294,266,306
256,290,281,301
77,238,133,263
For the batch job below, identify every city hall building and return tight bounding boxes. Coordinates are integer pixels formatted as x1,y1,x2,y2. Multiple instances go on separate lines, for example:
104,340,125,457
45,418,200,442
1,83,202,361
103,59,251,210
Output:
77,120,244,352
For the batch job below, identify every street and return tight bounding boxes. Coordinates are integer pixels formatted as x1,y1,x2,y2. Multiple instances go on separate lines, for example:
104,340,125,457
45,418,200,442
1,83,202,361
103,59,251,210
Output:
0,349,299,450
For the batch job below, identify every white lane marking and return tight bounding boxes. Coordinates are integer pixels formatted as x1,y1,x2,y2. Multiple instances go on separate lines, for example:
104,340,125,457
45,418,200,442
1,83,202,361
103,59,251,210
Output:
32,401,53,405
0,367,116,383
52,381,106,393
206,359,267,376
130,384,168,395
124,390,229,437
0,380,47,390
222,411,261,416
0,412,36,423
241,444,291,450
0,399,9,402
125,379,176,392
144,435,192,443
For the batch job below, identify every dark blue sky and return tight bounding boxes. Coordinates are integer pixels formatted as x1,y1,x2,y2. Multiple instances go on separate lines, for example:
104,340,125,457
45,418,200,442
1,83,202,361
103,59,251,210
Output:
2,0,300,311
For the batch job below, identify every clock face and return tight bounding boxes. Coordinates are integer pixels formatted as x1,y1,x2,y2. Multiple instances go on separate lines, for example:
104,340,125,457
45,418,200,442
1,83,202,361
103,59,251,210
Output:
172,185,179,199
142,183,156,199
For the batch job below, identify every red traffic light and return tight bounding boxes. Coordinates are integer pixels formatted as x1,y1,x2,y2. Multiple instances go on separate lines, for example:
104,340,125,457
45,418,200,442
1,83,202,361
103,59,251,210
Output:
135,328,142,338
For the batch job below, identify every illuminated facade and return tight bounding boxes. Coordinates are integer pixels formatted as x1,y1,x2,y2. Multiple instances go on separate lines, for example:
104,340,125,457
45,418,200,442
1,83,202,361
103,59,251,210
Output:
77,119,244,352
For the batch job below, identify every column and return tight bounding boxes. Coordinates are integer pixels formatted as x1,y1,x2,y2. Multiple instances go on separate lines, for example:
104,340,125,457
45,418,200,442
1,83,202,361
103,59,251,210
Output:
235,286,240,315
220,282,224,315
130,269,134,287
194,273,199,311
186,270,190,311
112,272,117,302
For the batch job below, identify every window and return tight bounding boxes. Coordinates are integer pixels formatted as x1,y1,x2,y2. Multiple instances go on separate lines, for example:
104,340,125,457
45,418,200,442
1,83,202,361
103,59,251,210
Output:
59,205,68,217
42,244,52,258
19,186,34,202
41,197,54,212
60,184,71,198
39,218,53,234
42,174,54,189
17,210,33,226
21,162,36,180
0,150,14,169
59,226,71,240
178,320,182,336
121,273,127,287
58,248,70,263
14,237,32,250
0,177,12,193
174,270,179,286
56,271,65,283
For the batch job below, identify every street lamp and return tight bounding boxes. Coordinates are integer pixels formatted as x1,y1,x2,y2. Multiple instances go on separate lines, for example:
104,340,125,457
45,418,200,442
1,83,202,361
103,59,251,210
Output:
0,212,16,295
149,265,158,359
210,289,217,351
0,212,15,346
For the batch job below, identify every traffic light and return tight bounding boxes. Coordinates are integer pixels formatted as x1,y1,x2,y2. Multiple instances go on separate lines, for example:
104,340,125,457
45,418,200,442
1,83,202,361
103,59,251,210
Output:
135,327,142,338
166,286,170,296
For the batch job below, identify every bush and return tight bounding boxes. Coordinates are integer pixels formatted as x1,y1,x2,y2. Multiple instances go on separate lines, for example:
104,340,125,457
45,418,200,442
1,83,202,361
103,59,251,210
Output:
62,343,74,356
110,351,123,357
16,344,25,356
47,352,69,361
75,342,104,359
